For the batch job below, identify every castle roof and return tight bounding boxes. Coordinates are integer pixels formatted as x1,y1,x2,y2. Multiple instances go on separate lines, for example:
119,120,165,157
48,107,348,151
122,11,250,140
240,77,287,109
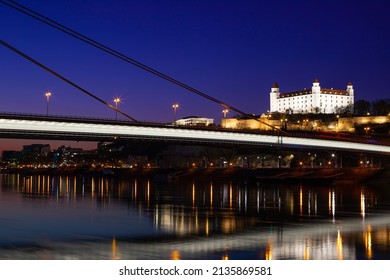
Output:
278,88,349,98
279,90,312,98
320,88,348,95
272,81,279,88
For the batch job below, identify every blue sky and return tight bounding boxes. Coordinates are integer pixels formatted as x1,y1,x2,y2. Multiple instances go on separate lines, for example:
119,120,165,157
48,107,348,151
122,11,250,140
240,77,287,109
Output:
1,0,390,150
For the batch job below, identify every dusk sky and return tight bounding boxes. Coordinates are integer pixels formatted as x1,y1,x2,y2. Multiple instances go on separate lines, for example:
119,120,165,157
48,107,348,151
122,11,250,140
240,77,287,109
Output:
1,0,390,151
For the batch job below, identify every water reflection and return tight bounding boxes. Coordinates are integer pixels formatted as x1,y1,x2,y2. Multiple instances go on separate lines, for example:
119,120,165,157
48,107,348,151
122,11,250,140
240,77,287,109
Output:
364,225,372,259
361,190,366,218
170,250,181,260
0,172,390,259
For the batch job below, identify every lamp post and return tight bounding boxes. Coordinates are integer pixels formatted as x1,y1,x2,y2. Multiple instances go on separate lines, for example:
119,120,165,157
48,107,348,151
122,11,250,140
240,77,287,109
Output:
172,103,179,122
364,126,370,137
45,91,52,115
331,153,337,168
222,109,229,128
222,109,229,118
114,97,121,120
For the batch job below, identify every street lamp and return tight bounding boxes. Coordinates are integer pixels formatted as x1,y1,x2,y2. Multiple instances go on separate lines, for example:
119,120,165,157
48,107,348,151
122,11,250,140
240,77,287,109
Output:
331,153,337,167
364,126,370,137
222,109,229,118
45,91,52,115
113,97,121,120
172,103,179,122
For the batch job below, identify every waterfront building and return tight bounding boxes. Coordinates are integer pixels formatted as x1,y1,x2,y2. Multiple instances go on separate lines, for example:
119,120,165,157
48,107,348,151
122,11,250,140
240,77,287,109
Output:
174,116,214,126
270,79,354,114
22,144,51,156
1,150,22,166
60,146,95,165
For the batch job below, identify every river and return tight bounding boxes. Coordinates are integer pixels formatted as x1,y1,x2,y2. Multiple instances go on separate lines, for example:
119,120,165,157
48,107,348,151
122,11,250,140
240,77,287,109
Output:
0,172,389,260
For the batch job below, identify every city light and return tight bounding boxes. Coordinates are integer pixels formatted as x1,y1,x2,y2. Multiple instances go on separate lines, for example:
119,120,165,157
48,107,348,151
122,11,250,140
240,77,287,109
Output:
113,97,121,120
172,103,179,122
364,126,370,137
222,109,229,118
44,91,52,115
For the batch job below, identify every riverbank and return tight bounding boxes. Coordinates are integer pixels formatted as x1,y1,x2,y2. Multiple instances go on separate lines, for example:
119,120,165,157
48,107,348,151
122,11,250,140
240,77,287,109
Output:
0,165,384,185
169,166,384,185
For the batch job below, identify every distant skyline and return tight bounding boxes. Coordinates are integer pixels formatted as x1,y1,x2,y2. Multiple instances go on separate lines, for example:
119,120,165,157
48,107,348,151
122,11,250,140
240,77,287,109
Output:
1,0,390,151
0,139,97,154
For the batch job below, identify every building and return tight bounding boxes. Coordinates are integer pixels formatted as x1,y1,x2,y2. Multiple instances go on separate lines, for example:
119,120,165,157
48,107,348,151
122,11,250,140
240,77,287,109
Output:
222,113,390,135
174,116,214,126
56,145,96,166
222,114,279,131
22,144,51,156
1,150,22,166
270,79,354,114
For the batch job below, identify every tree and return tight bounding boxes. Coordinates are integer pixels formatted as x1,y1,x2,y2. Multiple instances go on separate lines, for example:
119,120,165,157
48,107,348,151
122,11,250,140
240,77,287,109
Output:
337,104,354,115
371,99,390,116
354,99,371,115
345,103,354,114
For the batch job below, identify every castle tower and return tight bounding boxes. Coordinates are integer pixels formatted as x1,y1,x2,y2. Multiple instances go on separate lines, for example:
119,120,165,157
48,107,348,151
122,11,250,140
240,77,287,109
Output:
312,78,321,94
346,82,354,96
311,79,321,112
269,82,280,112
346,82,354,113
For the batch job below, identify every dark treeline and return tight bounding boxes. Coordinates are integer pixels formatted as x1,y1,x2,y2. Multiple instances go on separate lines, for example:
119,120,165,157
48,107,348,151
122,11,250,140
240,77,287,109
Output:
354,99,390,116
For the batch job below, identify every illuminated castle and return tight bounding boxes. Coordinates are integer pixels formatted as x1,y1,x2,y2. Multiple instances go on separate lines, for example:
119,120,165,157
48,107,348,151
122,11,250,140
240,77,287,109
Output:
270,79,354,114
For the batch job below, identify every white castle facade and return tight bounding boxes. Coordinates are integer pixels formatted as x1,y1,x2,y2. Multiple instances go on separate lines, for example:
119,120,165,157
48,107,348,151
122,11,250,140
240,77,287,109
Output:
269,79,354,114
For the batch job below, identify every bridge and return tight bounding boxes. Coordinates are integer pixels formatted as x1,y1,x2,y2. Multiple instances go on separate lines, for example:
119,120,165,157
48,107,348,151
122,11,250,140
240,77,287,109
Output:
0,1,389,158
0,112,389,155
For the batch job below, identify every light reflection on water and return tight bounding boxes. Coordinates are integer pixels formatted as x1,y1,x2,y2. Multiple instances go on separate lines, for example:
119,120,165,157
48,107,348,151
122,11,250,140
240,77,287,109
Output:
0,172,390,260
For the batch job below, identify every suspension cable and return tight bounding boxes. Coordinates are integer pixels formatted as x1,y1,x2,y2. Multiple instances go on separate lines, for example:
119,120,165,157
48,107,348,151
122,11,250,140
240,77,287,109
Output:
0,0,281,131
0,39,138,122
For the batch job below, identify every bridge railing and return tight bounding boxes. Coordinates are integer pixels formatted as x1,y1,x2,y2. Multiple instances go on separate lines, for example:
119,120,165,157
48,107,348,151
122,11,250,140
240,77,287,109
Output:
0,111,168,126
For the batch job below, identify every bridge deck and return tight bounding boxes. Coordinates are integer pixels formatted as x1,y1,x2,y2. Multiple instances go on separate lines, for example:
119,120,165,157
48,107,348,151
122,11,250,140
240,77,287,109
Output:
0,112,389,155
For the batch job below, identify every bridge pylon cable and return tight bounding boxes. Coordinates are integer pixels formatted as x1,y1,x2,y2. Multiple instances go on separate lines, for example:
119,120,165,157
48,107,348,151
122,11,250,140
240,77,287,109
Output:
0,39,138,122
1,0,281,131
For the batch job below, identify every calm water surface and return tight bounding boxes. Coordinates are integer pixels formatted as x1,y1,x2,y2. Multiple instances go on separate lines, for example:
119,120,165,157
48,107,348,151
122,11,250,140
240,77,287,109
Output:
0,172,390,260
